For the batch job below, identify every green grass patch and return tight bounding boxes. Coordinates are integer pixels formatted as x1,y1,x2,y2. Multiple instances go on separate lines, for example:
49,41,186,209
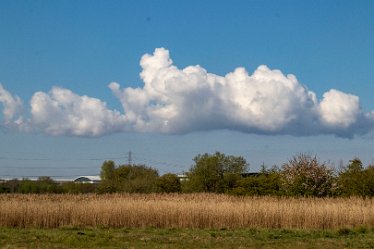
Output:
0,227,373,248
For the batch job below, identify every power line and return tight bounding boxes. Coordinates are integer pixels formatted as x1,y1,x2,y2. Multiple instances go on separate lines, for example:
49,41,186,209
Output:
0,153,191,176
0,156,129,161
0,174,100,179
0,154,188,167
132,155,189,169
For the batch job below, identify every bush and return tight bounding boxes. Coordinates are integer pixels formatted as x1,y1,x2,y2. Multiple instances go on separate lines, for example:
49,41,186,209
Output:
281,154,335,197
337,158,365,197
233,167,282,196
156,173,181,193
184,152,248,193
98,162,159,193
363,166,374,196
0,179,19,193
18,177,63,194
62,182,98,194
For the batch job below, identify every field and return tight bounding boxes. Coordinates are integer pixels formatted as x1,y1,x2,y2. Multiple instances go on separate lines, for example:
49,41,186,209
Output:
1,194,374,248
0,193,374,230
1,227,374,249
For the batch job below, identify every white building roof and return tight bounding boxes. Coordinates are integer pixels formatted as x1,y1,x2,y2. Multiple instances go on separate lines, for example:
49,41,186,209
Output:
73,176,101,182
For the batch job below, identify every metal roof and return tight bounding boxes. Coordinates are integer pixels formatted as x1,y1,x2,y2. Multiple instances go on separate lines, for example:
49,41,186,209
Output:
73,176,101,182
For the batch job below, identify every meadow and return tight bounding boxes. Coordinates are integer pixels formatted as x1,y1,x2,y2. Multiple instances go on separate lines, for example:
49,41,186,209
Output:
0,193,373,230
1,226,374,249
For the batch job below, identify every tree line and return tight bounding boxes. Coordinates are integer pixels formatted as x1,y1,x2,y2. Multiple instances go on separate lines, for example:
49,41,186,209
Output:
1,152,373,197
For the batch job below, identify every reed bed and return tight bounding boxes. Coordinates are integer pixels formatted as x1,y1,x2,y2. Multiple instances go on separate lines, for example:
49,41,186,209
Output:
0,194,373,229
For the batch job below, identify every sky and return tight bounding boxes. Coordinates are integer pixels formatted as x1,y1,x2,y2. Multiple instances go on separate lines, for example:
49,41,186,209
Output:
1,0,374,179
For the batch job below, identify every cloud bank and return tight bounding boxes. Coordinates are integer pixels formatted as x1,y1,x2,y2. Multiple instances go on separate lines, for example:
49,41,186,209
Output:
1,48,374,137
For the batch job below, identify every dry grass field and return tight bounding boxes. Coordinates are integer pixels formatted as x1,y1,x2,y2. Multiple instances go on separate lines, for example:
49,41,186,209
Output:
0,194,373,230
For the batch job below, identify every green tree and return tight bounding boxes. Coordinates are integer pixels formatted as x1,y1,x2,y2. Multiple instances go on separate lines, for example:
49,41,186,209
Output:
37,176,62,193
100,160,115,181
62,182,97,194
18,179,37,193
222,154,248,190
0,179,19,193
281,154,335,197
337,158,365,196
232,166,282,196
156,173,182,193
114,164,159,193
363,165,374,196
18,177,62,194
97,160,120,193
98,162,159,193
184,152,248,193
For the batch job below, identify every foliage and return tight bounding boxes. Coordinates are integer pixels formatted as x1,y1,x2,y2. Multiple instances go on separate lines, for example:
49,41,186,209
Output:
100,160,115,181
232,166,282,196
363,165,374,196
281,154,335,197
18,177,63,194
0,179,20,193
115,164,159,193
0,178,98,194
337,158,365,197
61,182,98,194
156,173,181,193
184,152,248,193
98,162,159,193
2,153,374,197
97,160,118,193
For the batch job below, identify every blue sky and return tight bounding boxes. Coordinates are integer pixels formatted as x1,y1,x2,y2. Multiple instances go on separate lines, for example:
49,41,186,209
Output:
1,0,374,178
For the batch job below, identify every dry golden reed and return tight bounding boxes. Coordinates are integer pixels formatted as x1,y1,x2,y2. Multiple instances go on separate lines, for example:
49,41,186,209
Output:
0,194,373,229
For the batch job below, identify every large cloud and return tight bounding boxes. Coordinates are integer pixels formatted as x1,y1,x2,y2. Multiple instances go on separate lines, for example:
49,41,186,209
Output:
0,84,23,125
109,48,374,136
1,48,374,137
28,87,128,136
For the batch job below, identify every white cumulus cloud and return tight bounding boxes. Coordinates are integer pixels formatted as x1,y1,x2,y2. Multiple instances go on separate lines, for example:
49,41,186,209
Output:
0,84,23,125
1,48,373,137
110,48,316,134
318,89,360,128
109,48,374,136
28,87,128,136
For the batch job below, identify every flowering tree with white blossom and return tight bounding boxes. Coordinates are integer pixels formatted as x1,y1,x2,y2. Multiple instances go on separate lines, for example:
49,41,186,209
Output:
281,154,336,197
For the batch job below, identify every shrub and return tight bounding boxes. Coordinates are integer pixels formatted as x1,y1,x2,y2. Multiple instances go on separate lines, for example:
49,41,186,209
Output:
233,168,282,196
62,182,97,194
281,154,335,197
156,173,181,193
337,158,365,197
18,177,62,194
98,162,159,193
184,152,248,193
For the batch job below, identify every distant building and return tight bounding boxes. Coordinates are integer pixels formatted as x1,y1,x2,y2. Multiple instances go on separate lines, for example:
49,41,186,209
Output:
241,172,261,178
177,174,189,181
73,176,101,184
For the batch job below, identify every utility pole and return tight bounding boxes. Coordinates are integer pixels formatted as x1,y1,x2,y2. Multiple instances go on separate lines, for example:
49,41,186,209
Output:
128,151,132,166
